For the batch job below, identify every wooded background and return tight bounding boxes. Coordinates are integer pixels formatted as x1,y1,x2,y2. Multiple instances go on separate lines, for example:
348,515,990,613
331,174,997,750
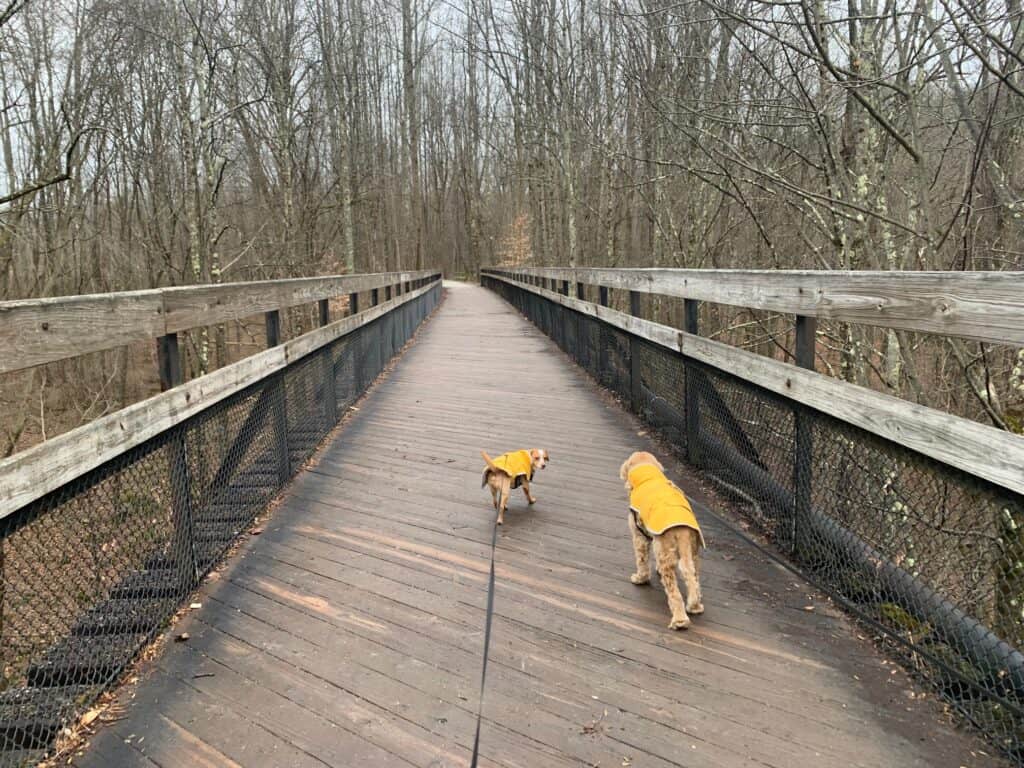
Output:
2,0,1022,452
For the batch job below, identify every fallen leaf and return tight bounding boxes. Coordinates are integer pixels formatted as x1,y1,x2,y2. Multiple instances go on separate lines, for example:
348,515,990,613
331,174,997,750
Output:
251,527,265,536
189,602,202,610
80,709,101,728
174,632,190,642
803,605,815,611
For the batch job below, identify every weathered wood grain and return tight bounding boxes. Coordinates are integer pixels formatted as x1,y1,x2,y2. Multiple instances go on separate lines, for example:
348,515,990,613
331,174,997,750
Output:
161,271,437,333
0,271,439,374
485,272,1024,497
483,267,1024,346
0,280,439,520
0,290,165,374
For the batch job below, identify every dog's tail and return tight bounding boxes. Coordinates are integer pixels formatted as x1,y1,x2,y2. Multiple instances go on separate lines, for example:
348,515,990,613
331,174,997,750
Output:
481,450,503,487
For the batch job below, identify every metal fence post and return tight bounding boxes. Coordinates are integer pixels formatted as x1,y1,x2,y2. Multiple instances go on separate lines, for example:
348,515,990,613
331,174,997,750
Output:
629,290,642,413
157,332,197,586
266,310,291,484
684,299,702,466
792,315,817,556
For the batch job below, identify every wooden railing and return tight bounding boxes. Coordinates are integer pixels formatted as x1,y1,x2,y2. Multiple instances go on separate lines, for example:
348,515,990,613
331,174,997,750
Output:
488,266,1024,346
0,270,441,519
482,267,1024,497
0,270,437,375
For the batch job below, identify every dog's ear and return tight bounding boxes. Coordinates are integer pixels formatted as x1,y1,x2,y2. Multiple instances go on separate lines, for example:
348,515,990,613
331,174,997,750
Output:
652,453,664,471
619,457,631,484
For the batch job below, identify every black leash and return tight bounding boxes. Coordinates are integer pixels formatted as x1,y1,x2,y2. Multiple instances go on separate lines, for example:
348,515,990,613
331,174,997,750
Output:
469,512,499,768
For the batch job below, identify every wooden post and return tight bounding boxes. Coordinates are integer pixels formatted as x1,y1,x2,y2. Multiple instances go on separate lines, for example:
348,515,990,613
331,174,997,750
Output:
265,309,282,347
385,285,392,301
575,282,586,367
371,288,379,306
561,279,570,296
684,299,702,466
157,333,183,391
265,310,290,484
792,315,817,556
598,286,610,383
318,300,337,421
629,291,642,413
157,333,196,585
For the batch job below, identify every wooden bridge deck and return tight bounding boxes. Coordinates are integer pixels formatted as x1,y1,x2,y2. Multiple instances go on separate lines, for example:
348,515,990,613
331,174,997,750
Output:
75,282,999,768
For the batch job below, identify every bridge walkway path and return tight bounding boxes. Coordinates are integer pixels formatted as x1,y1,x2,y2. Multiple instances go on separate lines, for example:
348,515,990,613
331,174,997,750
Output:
75,282,999,768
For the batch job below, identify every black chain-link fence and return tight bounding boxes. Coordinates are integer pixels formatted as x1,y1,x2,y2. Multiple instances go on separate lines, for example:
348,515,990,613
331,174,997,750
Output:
0,282,441,767
484,274,1024,764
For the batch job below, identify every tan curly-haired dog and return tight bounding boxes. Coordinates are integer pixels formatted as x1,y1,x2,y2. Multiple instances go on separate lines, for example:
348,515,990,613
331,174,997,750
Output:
619,451,705,629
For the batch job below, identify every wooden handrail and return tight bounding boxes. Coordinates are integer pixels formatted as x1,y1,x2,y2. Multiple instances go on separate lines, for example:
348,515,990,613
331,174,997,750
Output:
0,277,442,521
484,271,1024,497
0,270,439,375
482,267,1024,346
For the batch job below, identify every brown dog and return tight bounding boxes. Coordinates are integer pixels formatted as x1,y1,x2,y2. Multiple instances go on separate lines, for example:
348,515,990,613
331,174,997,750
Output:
481,449,549,524
619,451,705,629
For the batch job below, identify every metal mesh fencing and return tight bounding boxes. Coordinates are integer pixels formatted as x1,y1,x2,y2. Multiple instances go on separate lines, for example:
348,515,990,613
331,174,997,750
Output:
0,283,441,767
484,275,1024,764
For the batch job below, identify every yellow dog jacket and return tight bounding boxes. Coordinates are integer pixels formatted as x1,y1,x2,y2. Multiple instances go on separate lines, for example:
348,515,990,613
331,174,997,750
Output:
484,450,534,489
628,465,705,546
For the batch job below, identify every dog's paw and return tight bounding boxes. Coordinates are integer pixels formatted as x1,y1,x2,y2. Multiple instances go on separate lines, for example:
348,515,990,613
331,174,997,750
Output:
687,602,705,615
527,496,537,505
629,572,650,585
668,615,691,630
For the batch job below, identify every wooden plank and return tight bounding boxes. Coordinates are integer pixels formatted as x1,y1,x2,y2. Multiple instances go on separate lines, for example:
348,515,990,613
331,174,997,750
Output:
482,267,1024,346
484,273,1024,497
0,290,164,374
0,271,439,374
161,270,437,334
0,280,439,520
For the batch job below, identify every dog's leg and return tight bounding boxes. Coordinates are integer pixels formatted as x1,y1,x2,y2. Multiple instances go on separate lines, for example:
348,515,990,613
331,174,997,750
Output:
521,476,537,505
628,515,651,585
679,532,704,615
497,478,510,525
654,537,689,629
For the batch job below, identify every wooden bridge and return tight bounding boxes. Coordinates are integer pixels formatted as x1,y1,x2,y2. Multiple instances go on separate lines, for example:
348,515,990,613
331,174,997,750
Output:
1,269,1023,767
